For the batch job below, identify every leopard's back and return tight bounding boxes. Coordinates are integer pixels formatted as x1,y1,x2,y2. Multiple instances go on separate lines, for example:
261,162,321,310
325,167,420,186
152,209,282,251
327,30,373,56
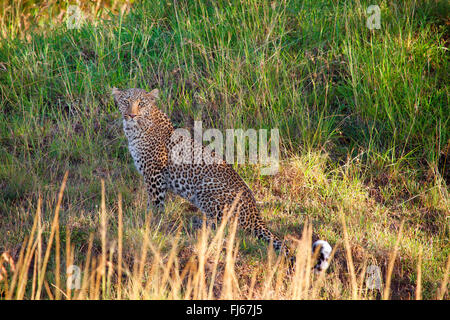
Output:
163,131,283,249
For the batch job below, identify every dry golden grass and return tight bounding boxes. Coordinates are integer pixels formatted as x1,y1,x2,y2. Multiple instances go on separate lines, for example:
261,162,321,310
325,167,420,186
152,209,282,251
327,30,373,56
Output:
1,173,448,300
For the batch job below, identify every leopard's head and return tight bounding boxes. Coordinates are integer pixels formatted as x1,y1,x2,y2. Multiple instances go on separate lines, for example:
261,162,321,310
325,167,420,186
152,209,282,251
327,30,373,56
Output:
112,87,159,130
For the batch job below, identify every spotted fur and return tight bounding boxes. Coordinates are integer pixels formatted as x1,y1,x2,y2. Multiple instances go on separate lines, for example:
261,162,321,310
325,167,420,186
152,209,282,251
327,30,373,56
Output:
112,87,331,271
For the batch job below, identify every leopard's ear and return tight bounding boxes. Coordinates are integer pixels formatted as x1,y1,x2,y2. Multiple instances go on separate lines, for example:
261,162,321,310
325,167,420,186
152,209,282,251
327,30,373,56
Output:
147,88,159,101
111,87,122,97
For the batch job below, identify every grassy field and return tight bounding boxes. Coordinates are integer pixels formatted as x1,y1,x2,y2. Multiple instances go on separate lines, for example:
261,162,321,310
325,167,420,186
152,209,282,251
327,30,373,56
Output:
0,0,448,299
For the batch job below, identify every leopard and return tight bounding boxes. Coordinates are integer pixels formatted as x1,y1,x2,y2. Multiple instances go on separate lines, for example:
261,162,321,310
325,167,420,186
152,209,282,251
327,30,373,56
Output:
112,87,332,271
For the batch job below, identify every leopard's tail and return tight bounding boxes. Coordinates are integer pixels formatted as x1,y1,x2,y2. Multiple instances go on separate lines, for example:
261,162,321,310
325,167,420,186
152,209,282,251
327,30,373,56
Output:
251,217,332,272
249,216,294,260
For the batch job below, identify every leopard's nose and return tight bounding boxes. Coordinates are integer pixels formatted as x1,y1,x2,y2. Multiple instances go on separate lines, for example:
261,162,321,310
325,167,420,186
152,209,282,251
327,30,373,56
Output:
127,114,137,119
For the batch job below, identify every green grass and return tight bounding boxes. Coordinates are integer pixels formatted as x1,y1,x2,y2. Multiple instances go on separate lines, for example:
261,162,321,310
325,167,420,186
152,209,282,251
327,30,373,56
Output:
0,0,448,299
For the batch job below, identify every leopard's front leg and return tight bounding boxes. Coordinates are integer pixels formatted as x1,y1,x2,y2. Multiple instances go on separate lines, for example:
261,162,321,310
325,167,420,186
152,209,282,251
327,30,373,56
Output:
144,169,167,214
